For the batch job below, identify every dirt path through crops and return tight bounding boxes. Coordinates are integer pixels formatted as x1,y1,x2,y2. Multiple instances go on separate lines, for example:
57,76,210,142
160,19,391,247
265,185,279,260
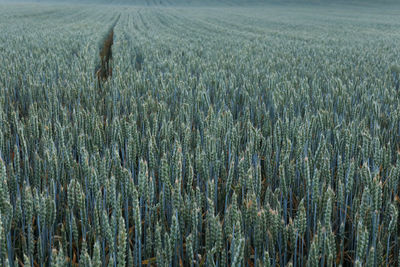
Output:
96,15,120,83
96,29,114,81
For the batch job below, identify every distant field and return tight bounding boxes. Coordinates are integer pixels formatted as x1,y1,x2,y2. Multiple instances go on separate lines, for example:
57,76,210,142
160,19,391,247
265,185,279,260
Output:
0,2,400,266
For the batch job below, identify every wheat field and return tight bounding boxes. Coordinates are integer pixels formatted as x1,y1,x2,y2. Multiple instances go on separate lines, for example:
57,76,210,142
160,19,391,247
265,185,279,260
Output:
0,1,399,266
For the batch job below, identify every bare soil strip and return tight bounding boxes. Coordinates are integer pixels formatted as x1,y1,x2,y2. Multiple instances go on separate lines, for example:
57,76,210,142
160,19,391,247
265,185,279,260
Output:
96,15,120,83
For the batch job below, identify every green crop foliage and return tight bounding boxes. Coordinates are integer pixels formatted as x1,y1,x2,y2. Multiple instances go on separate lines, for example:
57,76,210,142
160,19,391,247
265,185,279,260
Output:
0,1,399,266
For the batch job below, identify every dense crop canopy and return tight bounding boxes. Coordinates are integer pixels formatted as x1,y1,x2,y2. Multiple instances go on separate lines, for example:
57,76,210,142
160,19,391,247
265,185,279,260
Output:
0,2,399,266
